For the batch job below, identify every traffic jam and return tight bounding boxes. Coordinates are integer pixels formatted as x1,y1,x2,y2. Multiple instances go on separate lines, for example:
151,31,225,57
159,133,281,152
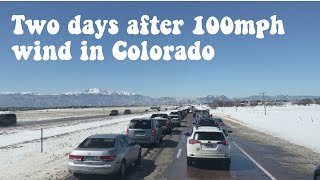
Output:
67,106,232,179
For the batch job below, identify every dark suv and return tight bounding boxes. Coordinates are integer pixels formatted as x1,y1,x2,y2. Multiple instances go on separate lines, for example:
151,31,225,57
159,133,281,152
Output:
0,113,17,126
109,110,119,116
127,118,163,146
124,109,132,114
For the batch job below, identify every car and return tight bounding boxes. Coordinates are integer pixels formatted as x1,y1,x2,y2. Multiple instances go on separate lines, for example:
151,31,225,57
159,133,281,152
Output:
213,117,227,131
194,117,219,127
315,164,320,180
0,113,17,126
150,106,161,111
126,118,163,146
150,113,170,119
68,134,141,179
186,126,231,169
110,110,119,116
169,110,183,120
169,114,181,127
194,109,211,119
152,117,172,135
124,109,132,114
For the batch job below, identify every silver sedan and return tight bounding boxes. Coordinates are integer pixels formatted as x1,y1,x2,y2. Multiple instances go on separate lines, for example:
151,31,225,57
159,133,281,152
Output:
68,134,141,179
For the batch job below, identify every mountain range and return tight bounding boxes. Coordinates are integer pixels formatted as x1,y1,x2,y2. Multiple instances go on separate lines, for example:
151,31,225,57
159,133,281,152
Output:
0,88,319,107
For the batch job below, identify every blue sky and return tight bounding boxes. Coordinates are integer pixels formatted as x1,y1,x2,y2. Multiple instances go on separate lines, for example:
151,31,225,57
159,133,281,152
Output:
0,2,319,98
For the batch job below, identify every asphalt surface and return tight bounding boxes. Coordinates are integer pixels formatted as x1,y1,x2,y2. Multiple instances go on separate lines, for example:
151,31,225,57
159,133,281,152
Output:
64,113,314,180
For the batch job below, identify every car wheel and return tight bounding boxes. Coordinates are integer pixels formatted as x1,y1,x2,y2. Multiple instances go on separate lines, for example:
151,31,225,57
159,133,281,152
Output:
153,139,158,147
135,150,142,165
187,158,192,166
223,159,231,170
119,160,126,180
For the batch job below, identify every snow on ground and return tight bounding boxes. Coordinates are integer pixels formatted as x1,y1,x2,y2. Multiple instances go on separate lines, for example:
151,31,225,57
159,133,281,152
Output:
211,104,320,153
12,106,151,122
0,112,154,180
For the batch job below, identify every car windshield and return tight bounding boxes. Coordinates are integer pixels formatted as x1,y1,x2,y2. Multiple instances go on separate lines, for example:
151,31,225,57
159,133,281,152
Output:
194,132,225,141
78,138,115,148
151,114,168,118
129,120,151,129
198,120,218,127
169,115,179,119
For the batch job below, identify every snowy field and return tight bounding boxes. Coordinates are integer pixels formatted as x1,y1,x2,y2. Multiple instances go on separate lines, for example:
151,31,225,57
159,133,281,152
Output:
211,105,320,153
0,112,156,180
10,106,151,122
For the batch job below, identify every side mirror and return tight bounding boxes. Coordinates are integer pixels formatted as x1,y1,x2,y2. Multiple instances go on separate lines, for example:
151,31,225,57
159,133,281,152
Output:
184,132,190,136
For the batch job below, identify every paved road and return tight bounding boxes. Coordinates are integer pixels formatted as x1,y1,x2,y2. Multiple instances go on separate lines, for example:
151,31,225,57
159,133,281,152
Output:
65,113,313,180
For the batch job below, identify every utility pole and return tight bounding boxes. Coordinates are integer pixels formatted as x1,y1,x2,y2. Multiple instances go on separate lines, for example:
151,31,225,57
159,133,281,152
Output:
260,92,267,115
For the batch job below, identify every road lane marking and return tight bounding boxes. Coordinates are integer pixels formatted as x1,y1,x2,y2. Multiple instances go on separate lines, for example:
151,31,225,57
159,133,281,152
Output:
176,148,182,159
233,142,277,180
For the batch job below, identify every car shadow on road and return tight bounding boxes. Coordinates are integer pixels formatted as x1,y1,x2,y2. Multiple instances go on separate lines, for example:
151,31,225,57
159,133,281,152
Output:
191,154,255,171
191,160,228,171
128,159,156,180
74,160,156,180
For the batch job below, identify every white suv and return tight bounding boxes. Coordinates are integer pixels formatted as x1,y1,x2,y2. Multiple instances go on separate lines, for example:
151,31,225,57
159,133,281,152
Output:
186,126,231,169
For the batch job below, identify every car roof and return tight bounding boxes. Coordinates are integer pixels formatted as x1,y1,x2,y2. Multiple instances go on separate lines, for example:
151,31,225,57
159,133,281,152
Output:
151,117,168,120
88,134,122,139
193,126,223,132
130,118,151,121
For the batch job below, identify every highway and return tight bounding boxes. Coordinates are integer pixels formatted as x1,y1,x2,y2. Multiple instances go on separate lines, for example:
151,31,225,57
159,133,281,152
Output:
65,113,314,180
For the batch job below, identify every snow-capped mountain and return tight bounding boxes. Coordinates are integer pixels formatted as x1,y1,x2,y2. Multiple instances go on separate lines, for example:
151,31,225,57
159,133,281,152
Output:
64,88,136,96
0,88,318,107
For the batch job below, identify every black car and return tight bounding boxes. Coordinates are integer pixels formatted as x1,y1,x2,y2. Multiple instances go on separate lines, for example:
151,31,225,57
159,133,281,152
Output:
0,113,17,126
315,164,320,180
124,109,132,114
194,117,219,127
109,110,119,116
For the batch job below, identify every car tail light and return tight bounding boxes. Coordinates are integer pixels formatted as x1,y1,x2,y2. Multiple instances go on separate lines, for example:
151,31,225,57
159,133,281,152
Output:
217,140,229,145
219,123,225,126
125,128,129,135
166,121,170,126
188,139,201,144
151,129,155,136
69,155,84,161
100,155,117,161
